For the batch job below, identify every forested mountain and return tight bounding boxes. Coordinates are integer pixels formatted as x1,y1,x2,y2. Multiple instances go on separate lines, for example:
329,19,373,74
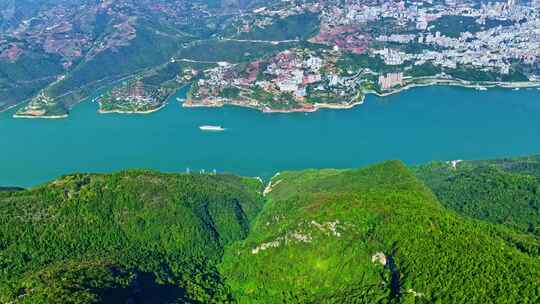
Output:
414,156,540,236
1,159,540,303
222,161,540,303
0,171,263,303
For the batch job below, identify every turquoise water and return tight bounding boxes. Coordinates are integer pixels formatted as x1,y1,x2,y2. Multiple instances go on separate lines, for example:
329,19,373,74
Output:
1,86,539,187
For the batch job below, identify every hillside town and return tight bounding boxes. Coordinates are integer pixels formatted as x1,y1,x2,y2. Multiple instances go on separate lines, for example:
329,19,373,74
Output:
2,0,540,116
186,48,366,111
265,0,539,78
185,0,540,112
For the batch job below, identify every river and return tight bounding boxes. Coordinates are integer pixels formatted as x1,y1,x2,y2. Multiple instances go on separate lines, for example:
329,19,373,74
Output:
1,86,539,187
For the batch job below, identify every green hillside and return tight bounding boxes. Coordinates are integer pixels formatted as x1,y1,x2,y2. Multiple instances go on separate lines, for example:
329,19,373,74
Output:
221,161,540,303
414,157,540,236
468,155,540,179
236,13,320,41
1,161,540,303
0,51,64,111
0,171,263,303
46,20,187,113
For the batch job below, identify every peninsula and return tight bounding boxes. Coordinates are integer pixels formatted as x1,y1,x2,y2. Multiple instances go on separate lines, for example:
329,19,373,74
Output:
0,0,538,118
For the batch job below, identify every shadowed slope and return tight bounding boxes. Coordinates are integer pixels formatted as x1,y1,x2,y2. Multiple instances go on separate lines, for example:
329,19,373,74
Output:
0,171,263,303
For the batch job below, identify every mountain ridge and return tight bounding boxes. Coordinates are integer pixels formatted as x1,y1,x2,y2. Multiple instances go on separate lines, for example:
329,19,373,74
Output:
1,159,540,303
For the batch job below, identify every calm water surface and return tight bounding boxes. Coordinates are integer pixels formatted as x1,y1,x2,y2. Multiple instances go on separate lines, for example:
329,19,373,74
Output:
1,86,539,187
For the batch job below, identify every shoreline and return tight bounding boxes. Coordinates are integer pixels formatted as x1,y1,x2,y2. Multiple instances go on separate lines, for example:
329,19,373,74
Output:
98,102,168,115
371,78,540,98
186,78,540,113
6,78,540,118
0,102,26,114
13,113,69,120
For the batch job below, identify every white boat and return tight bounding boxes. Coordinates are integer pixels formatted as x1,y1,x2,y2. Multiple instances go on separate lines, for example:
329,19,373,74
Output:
513,88,520,91
199,125,226,132
475,86,487,91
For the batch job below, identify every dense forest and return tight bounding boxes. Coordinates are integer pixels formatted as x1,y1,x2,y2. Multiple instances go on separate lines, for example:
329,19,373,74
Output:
414,156,540,236
222,161,540,303
0,171,263,303
1,158,540,303
0,187,23,192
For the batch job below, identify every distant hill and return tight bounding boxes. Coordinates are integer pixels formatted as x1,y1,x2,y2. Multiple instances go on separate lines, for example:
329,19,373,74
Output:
0,0,255,114
1,161,540,303
3,0,536,117
0,186,23,192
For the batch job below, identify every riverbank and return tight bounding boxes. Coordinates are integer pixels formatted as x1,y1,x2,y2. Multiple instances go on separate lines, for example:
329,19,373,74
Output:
371,78,540,98
98,102,168,115
7,77,540,118
13,113,69,119
183,77,540,114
